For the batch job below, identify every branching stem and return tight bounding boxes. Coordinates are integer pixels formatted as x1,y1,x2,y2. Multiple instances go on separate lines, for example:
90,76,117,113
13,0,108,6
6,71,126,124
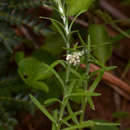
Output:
55,0,71,129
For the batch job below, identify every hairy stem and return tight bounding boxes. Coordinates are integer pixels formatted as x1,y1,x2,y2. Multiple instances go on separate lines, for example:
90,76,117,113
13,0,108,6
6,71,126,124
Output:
80,35,91,125
55,0,71,129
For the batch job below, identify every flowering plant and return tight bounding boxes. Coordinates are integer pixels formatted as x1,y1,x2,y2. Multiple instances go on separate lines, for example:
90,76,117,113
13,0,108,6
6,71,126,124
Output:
17,0,120,129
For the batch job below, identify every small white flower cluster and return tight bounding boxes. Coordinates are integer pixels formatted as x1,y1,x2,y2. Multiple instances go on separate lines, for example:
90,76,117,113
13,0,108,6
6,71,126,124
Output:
66,51,84,66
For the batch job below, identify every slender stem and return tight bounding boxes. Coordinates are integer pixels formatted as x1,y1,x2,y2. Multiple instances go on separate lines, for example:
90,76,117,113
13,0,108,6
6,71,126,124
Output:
55,0,71,129
79,79,89,124
79,87,88,123
80,36,91,125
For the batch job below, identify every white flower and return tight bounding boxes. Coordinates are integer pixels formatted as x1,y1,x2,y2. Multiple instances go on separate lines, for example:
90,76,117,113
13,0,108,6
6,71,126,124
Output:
66,51,83,66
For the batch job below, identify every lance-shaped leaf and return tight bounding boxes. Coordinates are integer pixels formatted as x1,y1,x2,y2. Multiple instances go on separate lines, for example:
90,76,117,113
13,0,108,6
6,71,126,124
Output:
30,94,56,124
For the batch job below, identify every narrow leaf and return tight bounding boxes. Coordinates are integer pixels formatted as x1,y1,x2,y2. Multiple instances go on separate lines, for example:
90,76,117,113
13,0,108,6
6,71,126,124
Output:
63,121,119,130
89,70,104,92
67,103,79,124
62,120,94,130
63,111,83,122
42,62,65,89
30,94,56,124
40,16,66,41
44,98,62,105
70,92,101,97
88,97,95,110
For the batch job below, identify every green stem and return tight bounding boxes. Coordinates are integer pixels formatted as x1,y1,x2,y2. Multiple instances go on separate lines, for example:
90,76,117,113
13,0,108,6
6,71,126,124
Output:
58,48,70,129
65,63,70,84
79,75,89,124
56,0,71,129
79,96,88,123
80,35,91,126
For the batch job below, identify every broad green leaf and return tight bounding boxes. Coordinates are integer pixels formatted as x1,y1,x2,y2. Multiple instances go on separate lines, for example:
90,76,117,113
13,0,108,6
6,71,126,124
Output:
30,94,56,124
66,0,94,16
89,24,112,65
18,57,53,92
18,57,53,81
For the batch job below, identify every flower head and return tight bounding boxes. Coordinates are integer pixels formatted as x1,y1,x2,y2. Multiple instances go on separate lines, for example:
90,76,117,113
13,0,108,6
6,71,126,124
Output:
66,51,83,66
